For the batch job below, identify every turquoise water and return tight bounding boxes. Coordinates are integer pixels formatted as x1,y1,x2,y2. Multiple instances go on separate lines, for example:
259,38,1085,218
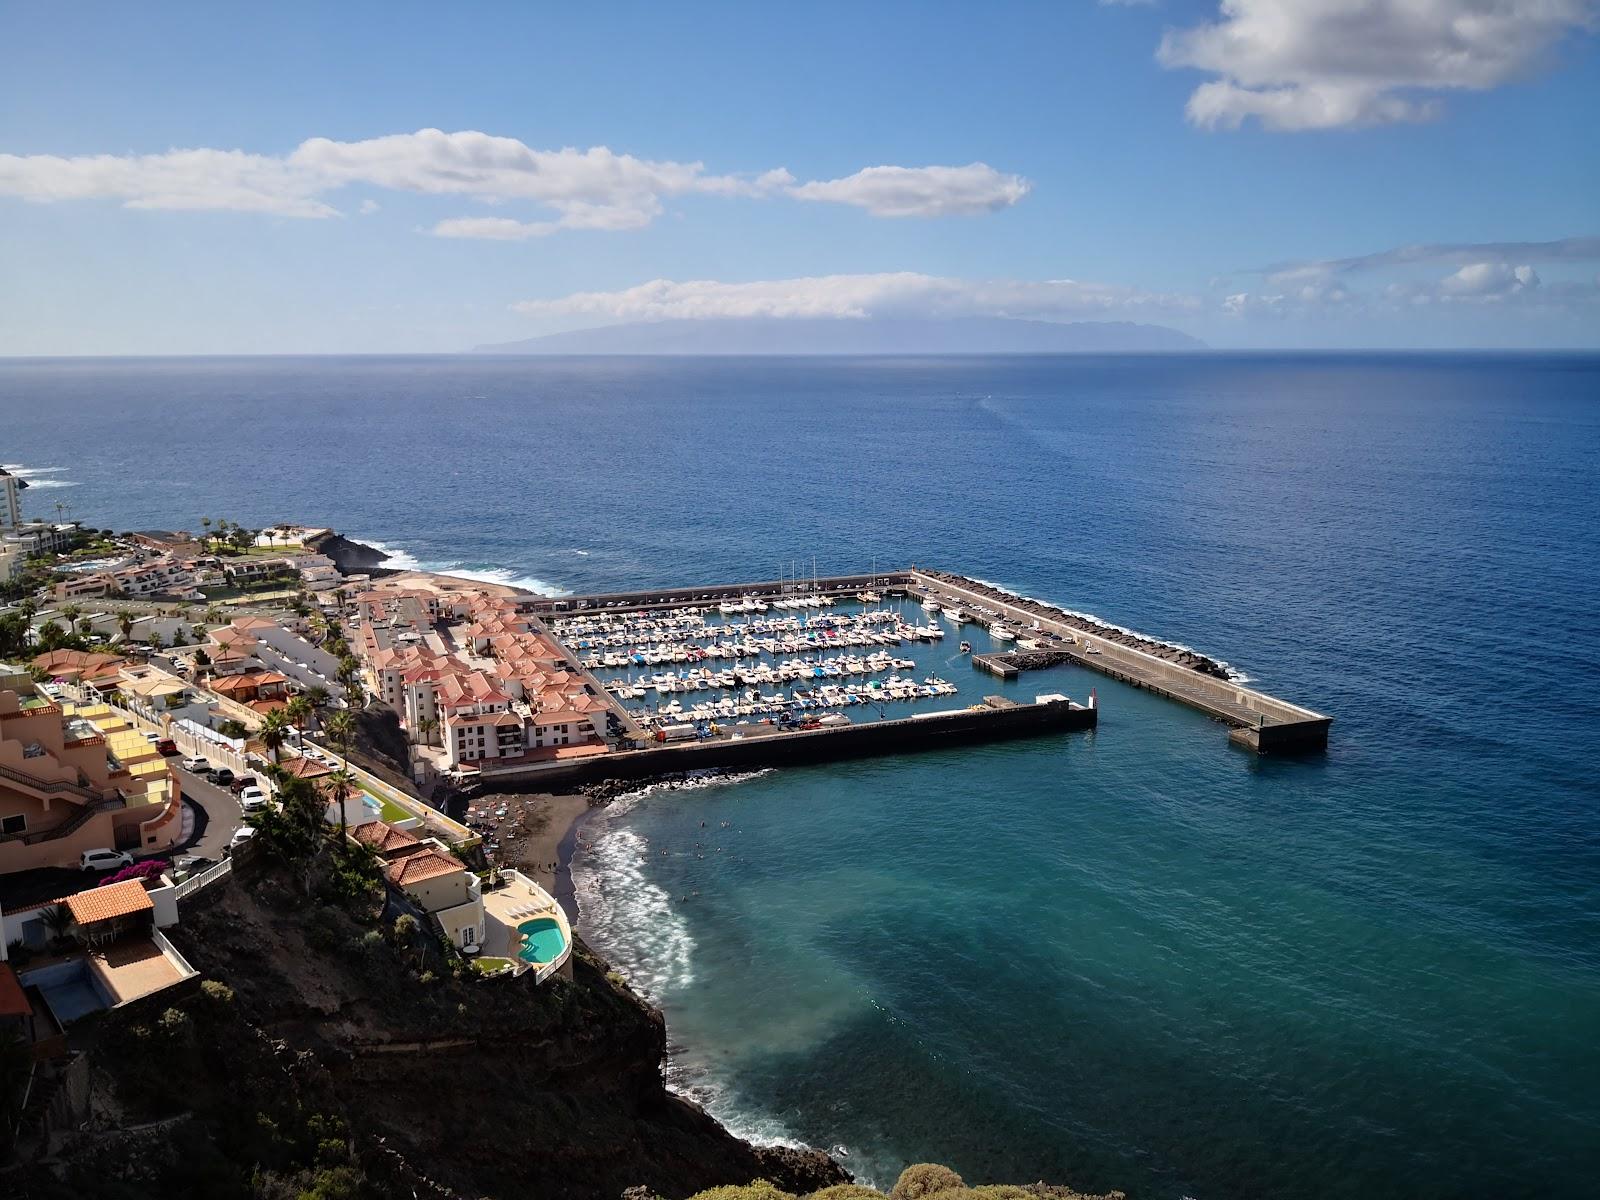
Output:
516,916,568,965
3,353,1598,1198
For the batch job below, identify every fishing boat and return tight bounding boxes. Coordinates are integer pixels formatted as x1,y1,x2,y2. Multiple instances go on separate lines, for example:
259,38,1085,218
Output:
959,640,972,653
991,626,1017,642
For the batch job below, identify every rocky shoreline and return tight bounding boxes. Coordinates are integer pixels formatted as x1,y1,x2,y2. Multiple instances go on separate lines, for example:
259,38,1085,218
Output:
920,568,1234,679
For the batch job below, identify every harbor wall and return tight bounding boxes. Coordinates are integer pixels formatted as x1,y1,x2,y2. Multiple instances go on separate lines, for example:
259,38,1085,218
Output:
914,571,1330,752
473,697,1094,790
520,572,913,617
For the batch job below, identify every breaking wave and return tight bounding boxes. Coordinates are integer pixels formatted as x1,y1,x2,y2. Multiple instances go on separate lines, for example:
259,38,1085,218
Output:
3,464,78,488
353,536,569,596
569,767,827,1165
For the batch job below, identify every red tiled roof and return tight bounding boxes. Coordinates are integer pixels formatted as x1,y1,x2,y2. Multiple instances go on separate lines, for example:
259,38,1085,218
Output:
282,756,334,779
63,879,154,925
350,820,419,852
385,847,465,887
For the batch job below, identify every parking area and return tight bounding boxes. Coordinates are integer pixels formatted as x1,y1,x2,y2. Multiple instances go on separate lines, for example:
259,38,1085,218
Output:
0,762,244,912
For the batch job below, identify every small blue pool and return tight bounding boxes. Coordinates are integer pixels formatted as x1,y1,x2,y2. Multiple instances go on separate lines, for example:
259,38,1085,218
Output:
515,917,567,965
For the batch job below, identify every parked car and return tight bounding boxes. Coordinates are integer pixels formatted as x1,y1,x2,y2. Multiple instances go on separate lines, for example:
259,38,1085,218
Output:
173,854,212,874
156,738,179,756
80,848,134,872
228,774,258,795
238,786,270,812
142,730,160,744
180,755,210,773
229,826,257,849
209,767,235,788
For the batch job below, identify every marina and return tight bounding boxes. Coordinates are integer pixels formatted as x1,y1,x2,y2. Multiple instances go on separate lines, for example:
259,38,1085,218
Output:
518,566,1329,761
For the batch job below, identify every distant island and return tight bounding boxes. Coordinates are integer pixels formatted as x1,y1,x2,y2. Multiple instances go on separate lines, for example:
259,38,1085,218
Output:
474,315,1206,355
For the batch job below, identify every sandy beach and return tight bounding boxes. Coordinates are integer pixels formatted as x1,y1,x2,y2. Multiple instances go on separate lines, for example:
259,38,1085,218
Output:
371,567,531,600
464,788,592,897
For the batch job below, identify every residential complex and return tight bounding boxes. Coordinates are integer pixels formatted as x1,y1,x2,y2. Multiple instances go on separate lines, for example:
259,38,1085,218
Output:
353,584,614,772
0,673,183,873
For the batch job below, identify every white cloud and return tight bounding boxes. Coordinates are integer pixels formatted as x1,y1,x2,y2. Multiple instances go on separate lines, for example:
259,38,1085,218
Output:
790,163,1031,217
432,216,560,240
1439,261,1541,296
358,198,380,215
0,147,333,217
512,272,1197,321
1158,0,1600,131
0,128,1029,234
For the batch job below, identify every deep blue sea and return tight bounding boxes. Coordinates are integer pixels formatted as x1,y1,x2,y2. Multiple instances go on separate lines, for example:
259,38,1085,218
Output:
4,353,1598,1199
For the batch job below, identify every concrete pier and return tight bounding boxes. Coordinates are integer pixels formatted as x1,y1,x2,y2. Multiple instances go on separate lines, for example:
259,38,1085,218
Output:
913,570,1330,754
469,693,1097,788
521,571,912,618
521,566,1328,759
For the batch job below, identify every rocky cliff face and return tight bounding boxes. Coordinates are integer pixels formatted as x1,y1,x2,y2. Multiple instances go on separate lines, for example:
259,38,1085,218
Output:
304,530,391,574
152,869,845,1199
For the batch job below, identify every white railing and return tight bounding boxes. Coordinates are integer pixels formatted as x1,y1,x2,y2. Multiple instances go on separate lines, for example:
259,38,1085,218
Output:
172,857,232,899
498,868,573,983
300,738,477,845
151,926,198,979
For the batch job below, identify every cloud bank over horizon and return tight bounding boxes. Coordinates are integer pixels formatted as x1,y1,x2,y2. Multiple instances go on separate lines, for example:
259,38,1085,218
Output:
512,236,1600,331
0,128,1031,237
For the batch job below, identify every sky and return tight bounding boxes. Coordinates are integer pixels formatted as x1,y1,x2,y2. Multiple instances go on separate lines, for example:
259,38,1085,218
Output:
1,0,1597,354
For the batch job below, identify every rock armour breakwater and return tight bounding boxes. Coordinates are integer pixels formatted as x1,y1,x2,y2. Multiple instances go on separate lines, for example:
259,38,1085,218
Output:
917,568,1231,678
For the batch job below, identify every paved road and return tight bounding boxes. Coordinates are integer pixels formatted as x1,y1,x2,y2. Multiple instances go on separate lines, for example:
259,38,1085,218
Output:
173,766,243,862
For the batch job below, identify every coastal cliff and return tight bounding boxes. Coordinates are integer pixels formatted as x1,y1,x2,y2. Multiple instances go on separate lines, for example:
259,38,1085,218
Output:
304,529,391,575
15,865,844,1200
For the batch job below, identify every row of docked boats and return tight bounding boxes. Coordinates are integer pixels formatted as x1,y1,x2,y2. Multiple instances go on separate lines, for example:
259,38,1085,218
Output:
632,675,959,725
553,607,902,652
600,651,921,696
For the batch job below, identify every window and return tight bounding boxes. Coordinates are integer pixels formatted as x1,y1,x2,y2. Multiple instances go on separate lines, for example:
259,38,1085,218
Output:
1,814,25,835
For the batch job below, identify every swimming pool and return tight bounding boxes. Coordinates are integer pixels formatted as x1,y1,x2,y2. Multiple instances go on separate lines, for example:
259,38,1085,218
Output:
515,916,567,965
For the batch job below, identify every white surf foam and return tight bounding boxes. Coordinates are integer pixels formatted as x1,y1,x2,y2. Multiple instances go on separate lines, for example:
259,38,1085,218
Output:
571,765,857,1173
573,826,697,997
3,464,79,489
350,536,569,596
355,538,422,570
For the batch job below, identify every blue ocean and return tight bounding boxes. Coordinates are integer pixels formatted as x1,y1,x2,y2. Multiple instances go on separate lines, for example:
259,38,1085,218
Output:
3,353,1598,1198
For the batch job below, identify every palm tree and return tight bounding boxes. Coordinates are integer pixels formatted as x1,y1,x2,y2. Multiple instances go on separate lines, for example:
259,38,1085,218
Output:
325,708,355,752
116,610,135,641
326,766,356,840
200,517,212,549
61,604,81,624
38,903,75,948
284,694,312,733
415,714,438,747
258,708,291,763
305,685,331,728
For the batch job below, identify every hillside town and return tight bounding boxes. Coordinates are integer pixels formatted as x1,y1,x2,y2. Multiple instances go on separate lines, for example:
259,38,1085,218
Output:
1,473,584,1162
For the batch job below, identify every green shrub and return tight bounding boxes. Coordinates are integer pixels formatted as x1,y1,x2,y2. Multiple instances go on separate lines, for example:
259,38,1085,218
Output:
305,910,343,953
685,1183,795,1200
810,1187,886,1200
891,1165,965,1200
